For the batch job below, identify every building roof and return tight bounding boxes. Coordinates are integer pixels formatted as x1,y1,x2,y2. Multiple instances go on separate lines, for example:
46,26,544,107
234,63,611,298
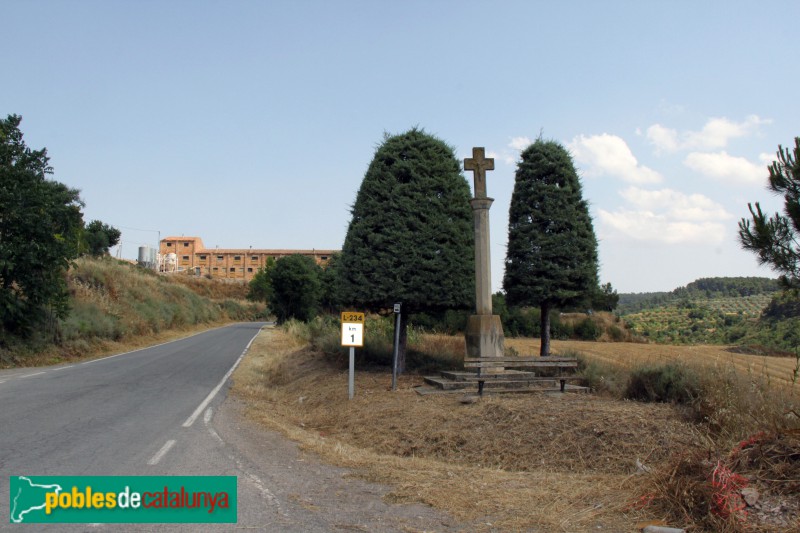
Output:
160,237,338,256
200,249,338,255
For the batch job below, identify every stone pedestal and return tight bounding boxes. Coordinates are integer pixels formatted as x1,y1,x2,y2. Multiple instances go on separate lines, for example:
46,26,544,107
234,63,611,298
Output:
465,315,505,359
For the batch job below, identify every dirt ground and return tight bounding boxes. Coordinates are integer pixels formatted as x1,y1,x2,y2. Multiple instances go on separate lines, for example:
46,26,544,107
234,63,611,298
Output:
232,327,746,532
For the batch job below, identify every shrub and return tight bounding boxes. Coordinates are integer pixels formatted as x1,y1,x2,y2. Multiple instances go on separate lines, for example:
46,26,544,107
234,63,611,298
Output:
624,363,700,404
574,352,628,396
573,317,601,340
607,324,625,342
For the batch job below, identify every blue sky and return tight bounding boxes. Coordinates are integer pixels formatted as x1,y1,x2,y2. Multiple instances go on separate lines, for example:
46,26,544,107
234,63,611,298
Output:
4,1,797,293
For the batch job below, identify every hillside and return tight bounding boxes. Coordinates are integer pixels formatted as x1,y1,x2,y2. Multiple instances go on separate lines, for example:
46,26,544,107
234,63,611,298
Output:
617,277,780,314
616,277,798,352
0,257,267,366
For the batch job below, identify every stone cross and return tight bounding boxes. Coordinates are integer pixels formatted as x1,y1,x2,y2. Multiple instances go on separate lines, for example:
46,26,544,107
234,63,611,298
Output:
463,146,505,359
464,147,494,199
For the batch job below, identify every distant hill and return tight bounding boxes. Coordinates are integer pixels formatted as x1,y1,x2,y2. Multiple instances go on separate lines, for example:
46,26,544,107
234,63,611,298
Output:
616,277,799,353
617,277,780,315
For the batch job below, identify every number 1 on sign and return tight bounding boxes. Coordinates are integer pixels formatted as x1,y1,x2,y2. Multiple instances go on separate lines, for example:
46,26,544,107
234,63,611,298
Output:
341,322,363,347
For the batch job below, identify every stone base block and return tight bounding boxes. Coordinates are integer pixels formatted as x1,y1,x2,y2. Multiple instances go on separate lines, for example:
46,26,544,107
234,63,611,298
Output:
464,315,505,371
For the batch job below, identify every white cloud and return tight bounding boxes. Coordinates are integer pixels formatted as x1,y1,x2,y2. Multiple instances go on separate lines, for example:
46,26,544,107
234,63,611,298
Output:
759,152,775,165
683,151,767,185
569,133,663,184
646,115,771,153
645,124,679,153
598,187,731,245
598,209,726,245
508,136,531,151
619,187,732,221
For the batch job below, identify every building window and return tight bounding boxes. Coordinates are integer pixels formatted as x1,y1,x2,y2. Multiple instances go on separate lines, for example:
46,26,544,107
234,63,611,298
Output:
251,256,258,261
230,267,235,272
213,267,218,271
182,256,189,261
247,267,253,273
217,255,224,261
234,256,241,261
183,242,189,247
321,256,328,260
166,242,172,247
199,255,207,261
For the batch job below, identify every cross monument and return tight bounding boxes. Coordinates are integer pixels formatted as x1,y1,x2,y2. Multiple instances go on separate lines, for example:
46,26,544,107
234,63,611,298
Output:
463,147,505,360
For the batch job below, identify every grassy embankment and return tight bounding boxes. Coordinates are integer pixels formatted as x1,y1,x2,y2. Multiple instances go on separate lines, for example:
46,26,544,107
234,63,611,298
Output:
232,319,799,532
0,256,267,367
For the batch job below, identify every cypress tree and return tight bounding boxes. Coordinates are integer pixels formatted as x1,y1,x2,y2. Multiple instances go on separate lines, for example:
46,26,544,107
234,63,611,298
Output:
503,139,598,355
338,128,474,372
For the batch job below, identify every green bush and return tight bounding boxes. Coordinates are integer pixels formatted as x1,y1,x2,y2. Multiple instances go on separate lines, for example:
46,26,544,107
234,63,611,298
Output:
573,317,601,340
624,363,700,404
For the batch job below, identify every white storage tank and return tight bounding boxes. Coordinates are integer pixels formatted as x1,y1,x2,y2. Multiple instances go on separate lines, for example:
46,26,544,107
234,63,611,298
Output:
137,246,157,269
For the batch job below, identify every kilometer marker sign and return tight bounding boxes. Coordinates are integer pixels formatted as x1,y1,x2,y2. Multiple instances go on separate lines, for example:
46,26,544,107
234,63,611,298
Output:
340,312,364,347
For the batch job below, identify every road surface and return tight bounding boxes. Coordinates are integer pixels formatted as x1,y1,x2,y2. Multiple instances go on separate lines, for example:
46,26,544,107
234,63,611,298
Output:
0,323,457,531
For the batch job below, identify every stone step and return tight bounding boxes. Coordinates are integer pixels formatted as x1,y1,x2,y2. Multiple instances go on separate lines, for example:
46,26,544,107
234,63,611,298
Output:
439,370,537,382
414,384,590,396
423,376,471,390
423,375,565,391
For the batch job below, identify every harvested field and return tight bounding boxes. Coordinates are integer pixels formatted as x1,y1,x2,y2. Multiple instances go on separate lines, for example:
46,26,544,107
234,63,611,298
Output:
507,338,800,387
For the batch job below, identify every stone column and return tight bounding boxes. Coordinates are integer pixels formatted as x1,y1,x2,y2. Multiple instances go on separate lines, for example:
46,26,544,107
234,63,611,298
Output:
471,197,494,315
464,200,505,360
463,147,505,363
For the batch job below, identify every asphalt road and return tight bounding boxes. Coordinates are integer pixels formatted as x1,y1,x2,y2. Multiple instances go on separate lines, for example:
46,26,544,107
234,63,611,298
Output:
0,323,458,532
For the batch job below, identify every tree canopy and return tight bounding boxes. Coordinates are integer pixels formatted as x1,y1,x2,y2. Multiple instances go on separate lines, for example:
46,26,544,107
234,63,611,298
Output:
83,220,121,257
268,255,321,323
0,115,84,336
337,128,474,370
739,137,800,292
503,139,598,355
246,257,276,305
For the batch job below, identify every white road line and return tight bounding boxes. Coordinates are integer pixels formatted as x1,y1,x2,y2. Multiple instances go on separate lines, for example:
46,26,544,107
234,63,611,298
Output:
147,439,176,465
204,408,225,444
182,330,261,428
50,365,74,371
19,372,46,379
230,454,285,514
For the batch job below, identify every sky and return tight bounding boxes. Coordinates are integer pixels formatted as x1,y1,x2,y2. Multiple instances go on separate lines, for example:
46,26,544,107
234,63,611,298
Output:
3,1,798,293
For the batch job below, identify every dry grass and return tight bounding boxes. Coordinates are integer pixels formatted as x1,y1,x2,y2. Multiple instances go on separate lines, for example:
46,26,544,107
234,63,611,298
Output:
164,272,250,301
230,327,719,531
6,322,232,367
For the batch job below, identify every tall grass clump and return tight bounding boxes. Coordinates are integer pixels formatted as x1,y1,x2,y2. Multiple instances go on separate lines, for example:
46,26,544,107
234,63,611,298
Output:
691,362,799,440
625,363,700,405
573,351,629,396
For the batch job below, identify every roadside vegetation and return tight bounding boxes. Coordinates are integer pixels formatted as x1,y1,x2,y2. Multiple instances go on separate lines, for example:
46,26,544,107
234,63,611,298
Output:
0,256,267,367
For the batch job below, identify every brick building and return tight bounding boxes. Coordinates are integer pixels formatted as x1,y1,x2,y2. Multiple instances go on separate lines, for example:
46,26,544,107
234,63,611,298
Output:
159,236,337,280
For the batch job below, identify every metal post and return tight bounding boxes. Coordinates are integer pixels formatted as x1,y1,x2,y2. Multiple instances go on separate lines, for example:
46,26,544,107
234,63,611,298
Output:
391,302,401,391
349,346,355,400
